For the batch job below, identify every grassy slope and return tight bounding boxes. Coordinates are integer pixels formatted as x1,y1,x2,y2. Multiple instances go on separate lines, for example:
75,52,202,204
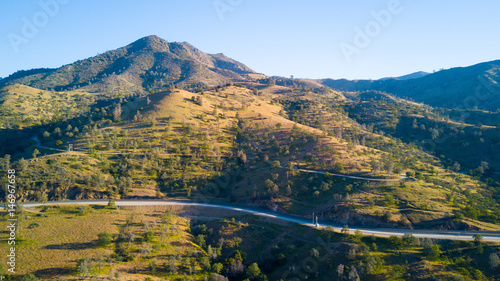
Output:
8,83,498,231
341,91,500,171
0,84,94,129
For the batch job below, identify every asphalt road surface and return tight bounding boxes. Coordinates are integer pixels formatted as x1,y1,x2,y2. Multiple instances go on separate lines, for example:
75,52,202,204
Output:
20,199,500,242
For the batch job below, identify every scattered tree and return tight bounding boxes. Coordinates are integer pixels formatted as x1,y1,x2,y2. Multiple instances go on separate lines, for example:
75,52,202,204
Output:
77,258,93,277
32,149,40,159
489,253,500,268
212,262,223,274
107,198,117,209
97,231,113,246
337,264,345,279
341,225,350,235
348,266,360,281
113,103,122,121
473,233,483,245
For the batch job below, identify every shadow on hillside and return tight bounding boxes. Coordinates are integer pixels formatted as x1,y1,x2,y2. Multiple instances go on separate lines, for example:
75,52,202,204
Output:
410,216,478,231
33,267,73,277
170,241,188,247
90,205,106,210
44,241,94,250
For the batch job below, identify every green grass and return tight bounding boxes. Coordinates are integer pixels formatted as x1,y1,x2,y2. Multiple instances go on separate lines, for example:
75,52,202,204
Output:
0,83,94,129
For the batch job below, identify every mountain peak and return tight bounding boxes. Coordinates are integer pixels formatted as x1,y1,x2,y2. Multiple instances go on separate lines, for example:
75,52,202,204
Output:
128,35,170,52
135,35,165,43
2,35,256,94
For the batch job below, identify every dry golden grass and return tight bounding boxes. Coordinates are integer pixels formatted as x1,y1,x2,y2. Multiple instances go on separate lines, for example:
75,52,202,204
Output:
0,207,124,276
0,206,205,280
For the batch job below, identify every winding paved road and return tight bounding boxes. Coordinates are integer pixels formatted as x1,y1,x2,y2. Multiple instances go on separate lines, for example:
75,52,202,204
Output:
20,199,500,242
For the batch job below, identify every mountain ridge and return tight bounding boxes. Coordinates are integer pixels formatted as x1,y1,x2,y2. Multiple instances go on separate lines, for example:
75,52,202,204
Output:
320,60,500,111
380,71,430,81
2,35,500,111
0,35,257,96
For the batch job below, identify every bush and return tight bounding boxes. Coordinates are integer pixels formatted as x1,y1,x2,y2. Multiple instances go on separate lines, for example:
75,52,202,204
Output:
212,263,223,274
246,263,265,280
402,233,417,247
144,231,155,242
27,223,40,229
389,235,403,249
149,260,157,273
97,231,113,246
423,239,440,260
334,162,345,173
384,194,396,207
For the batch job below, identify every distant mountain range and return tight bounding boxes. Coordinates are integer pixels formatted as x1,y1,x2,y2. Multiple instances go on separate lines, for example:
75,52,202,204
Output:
0,35,256,95
379,71,430,81
320,60,500,111
1,35,499,111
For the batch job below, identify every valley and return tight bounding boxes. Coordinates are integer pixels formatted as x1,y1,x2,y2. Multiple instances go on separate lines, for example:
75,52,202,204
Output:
1,35,499,280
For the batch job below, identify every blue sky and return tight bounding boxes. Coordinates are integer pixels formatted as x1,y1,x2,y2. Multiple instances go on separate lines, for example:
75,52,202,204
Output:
1,0,499,80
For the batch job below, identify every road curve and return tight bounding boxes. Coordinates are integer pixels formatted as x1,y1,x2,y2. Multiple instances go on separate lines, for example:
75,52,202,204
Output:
20,199,500,242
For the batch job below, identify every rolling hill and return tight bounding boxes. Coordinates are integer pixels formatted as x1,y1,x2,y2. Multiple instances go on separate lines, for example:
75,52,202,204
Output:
0,83,95,128
0,36,498,232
